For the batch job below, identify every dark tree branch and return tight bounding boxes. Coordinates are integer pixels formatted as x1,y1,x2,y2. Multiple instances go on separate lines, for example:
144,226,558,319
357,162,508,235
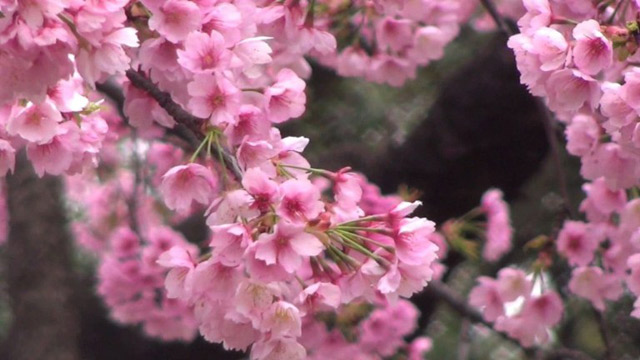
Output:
0,151,79,360
123,69,243,181
124,69,205,138
97,78,201,150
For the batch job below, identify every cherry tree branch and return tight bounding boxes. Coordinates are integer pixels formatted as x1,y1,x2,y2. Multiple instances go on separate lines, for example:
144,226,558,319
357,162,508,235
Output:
114,70,244,181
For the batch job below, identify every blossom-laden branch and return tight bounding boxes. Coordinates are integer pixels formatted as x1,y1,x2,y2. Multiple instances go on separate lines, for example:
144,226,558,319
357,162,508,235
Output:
124,69,243,181
428,280,595,360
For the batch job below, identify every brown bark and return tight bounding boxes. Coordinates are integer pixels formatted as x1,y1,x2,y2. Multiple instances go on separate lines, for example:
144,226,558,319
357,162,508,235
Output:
1,152,79,360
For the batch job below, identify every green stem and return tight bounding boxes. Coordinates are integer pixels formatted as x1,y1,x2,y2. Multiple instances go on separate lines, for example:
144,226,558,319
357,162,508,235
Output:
332,229,395,254
337,215,384,227
189,133,212,162
335,226,392,235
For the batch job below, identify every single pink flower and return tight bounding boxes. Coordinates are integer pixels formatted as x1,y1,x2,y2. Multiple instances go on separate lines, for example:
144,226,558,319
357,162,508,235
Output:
481,189,513,262
565,114,600,157
260,301,302,338
250,337,306,360
177,31,231,74
160,163,217,214
187,73,241,126
545,69,600,112
7,99,62,143
572,20,612,75
156,245,196,300
264,68,307,123
376,17,413,52
394,217,437,266
496,268,532,302
0,140,16,176
253,221,323,273
531,27,568,71
242,167,279,213
556,220,601,266
297,282,341,314
148,0,201,43
569,266,623,311
277,178,324,223
469,277,505,322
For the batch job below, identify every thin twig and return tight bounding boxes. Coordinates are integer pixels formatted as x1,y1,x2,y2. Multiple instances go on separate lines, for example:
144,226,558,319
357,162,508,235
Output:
594,309,613,360
96,79,142,232
128,131,142,234
478,0,515,36
539,103,575,219
543,348,596,360
457,318,471,360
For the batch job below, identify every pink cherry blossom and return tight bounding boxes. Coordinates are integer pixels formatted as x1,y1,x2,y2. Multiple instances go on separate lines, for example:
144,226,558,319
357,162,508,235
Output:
187,73,241,126
156,245,196,300
297,282,341,314
572,20,612,75
569,266,623,311
264,68,306,124
531,27,568,71
251,337,306,360
0,140,16,176
160,163,217,214
496,268,532,302
177,31,231,74
277,178,324,224
7,99,61,143
481,188,513,262
253,221,323,273
147,0,201,43
242,167,279,213
469,277,505,322
556,220,601,266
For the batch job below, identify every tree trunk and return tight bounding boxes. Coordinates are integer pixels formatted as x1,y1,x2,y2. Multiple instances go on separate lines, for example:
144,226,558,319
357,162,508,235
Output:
1,151,79,360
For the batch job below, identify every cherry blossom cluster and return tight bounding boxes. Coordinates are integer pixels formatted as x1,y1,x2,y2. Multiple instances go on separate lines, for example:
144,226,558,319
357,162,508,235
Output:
157,165,440,356
508,0,640,323
557,177,640,315
469,268,563,347
120,2,441,356
311,0,466,86
66,139,200,341
300,299,432,360
0,0,136,177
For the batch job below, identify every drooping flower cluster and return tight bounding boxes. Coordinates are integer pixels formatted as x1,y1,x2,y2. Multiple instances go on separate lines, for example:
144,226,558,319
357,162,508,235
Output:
158,167,440,355
311,0,466,86
469,268,563,347
508,0,640,321
300,299,432,360
0,0,138,177
66,138,200,341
